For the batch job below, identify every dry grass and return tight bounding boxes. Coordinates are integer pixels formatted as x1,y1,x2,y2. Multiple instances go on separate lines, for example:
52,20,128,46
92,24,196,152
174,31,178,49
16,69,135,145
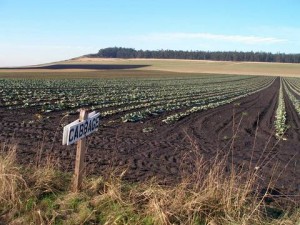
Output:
0,144,29,212
0,141,299,225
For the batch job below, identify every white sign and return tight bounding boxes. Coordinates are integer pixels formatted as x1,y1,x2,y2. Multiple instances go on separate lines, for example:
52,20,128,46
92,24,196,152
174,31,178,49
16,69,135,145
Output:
62,111,100,145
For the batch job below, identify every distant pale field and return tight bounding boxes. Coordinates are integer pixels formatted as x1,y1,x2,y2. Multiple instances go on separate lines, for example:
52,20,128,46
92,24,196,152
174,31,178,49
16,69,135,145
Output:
71,58,300,77
1,58,300,77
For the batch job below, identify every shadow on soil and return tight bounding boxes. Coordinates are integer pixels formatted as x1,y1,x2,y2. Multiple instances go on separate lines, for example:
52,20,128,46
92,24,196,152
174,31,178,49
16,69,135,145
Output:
0,64,150,70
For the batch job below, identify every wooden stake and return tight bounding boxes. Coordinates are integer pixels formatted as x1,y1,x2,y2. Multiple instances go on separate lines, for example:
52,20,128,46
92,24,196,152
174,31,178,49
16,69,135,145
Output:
73,109,88,192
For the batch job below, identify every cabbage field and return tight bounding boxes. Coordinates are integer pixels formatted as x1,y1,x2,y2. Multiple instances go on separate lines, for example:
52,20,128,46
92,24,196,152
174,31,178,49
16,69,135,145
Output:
0,73,299,195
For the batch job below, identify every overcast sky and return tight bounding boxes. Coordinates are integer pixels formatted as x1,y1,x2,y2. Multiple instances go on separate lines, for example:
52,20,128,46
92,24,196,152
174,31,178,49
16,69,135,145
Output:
1,0,300,66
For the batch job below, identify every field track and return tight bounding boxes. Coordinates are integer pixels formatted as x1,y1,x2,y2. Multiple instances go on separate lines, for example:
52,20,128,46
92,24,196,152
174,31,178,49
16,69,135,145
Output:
0,76,299,195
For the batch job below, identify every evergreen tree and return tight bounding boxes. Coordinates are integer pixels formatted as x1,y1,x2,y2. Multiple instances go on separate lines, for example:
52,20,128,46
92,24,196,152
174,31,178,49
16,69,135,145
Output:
86,47,300,63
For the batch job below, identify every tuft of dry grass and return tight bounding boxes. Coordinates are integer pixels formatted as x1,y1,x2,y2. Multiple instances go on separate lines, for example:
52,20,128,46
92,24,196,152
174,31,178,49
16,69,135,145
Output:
30,156,70,197
128,155,262,225
0,143,30,213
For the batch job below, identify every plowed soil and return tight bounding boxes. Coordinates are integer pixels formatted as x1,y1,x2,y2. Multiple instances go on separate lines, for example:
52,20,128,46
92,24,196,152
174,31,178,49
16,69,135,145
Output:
0,77,299,195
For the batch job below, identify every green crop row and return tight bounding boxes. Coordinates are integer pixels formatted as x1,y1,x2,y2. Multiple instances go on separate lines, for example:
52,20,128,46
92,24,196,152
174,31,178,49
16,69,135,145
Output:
274,78,287,139
283,78,300,116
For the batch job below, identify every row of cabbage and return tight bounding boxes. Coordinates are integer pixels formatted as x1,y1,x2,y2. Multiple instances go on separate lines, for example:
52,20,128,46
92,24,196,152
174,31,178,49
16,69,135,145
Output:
274,78,287,138
0,75,275,124
0,75,246,111
0,75,256,111
161,77,275,123
283,77,300,116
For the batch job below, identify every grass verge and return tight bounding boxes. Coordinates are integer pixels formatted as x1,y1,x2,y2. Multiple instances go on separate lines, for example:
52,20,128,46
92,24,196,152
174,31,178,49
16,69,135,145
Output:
0,143,299,225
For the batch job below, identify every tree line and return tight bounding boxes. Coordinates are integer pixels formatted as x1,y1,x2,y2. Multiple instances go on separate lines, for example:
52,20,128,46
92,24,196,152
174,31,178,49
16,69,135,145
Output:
86,47,300,63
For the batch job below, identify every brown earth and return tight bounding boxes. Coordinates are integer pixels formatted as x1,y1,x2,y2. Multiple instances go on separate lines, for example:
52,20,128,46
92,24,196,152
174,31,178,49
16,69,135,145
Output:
0,77,299,196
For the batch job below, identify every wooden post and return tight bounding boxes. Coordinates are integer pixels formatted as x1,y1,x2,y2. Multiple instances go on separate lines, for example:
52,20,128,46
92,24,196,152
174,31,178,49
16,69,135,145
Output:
73,109,88,192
